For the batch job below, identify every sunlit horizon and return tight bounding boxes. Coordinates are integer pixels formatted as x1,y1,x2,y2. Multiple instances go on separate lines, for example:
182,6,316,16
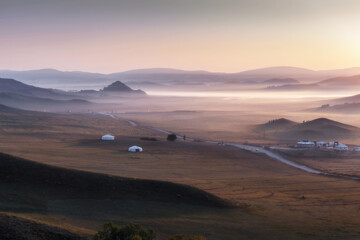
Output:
2,0,360,73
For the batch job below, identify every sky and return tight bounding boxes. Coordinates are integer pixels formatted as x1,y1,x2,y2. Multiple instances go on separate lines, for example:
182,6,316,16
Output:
1,0,360,73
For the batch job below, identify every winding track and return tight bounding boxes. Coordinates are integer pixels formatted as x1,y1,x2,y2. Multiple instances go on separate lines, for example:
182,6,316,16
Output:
98,112,360,178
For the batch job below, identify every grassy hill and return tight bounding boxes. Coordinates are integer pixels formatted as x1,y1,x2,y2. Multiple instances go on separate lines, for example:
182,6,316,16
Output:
0,214,84,240
255,118,297,131
255,118,358,140
0,152,232,208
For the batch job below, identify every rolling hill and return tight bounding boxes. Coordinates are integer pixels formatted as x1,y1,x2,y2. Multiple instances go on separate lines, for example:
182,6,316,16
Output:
0,78,146,111
0,77,68,99
261,78,299,85
307,92,360,114
256,118,358,140
0,93,92,111
317,75,360,87
255,118,297,131
0,214,84,240
310,102,360,114
0,151,231,208
326,93,360,105
101,81,146,94
266,74,360,91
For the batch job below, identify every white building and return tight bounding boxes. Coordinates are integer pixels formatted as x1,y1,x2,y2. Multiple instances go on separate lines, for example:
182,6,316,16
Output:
334,143,348,151
128,146,143,152
296,141,315,148
353,147,360,152
101,134,115,141
315,141,328,148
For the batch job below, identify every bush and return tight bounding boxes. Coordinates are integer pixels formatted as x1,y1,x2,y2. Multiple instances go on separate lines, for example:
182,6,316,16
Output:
167,133,177,141
168,235,207,240
94,222,155,240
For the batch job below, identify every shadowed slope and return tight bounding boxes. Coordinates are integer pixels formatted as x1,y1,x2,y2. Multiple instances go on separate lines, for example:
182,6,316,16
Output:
0,152,232,208
0,214,84,240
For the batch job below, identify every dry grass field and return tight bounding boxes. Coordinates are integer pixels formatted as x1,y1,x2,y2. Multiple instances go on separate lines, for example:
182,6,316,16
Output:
278,149,360,176
1,108,360,239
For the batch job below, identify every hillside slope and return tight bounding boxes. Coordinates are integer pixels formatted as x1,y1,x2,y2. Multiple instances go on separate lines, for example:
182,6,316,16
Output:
255,118,358,140
0,214,84,240
0,152,232,208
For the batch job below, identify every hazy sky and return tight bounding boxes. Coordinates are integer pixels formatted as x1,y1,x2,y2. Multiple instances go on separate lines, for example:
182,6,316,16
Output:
1,0,360,73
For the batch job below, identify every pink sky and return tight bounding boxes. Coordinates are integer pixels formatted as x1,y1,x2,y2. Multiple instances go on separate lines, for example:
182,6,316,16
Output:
1,0,360,73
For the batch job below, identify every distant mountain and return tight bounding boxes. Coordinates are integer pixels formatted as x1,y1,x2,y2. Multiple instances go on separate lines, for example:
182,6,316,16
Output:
317,75,360,87
310,103,360,114
0,78,72,99
256,118,358,140
0,78,145,112
266,74,360,91
4,66,360,91
332,93,360,104
0,92,91,111
266,83,318,91
102,81,145,94
233,66,315,77
0,68,107,84
262,78,299,85
319,67,360,77
116,68,212,75
306,92,360,114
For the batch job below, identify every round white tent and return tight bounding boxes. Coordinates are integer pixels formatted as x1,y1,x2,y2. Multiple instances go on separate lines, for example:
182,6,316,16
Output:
128,146,143,152
101,134,115,141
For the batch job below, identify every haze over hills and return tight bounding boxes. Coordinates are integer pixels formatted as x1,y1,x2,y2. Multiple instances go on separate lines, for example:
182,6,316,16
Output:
306,93,360,114
0,78,145,112
261,78,299,85
0,93,91,112
266,74,360,91
311,102,360,114
256,118,359,141
3,66,360,91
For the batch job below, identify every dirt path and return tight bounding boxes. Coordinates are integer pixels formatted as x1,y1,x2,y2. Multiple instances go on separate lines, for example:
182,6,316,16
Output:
223,143,323,174
99,112,360,179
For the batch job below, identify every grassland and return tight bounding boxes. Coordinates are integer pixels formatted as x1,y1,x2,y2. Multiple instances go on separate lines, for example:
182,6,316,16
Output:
1,107,360,239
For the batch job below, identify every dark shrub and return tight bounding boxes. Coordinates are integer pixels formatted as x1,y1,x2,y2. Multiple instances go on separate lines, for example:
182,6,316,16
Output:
140,137,158,141
167,133,177,141
168,235,207,240
94,222,155,240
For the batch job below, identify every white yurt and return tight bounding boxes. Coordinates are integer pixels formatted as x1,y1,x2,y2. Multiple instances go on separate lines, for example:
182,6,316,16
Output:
101,134,115,141
128,146,143,152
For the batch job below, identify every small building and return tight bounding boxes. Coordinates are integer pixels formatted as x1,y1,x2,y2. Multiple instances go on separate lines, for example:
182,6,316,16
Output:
296,141,315,148
334,143,348,151
315,141,328,148
353,147,360,152
128,146,143,152
101,134,115,141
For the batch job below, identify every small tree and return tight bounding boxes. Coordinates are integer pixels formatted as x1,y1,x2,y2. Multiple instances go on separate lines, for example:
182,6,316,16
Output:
94,222,156,240
167,133,177,141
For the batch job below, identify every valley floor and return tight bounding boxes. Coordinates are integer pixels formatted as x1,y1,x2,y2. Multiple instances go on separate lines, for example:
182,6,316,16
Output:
1,110,360,239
